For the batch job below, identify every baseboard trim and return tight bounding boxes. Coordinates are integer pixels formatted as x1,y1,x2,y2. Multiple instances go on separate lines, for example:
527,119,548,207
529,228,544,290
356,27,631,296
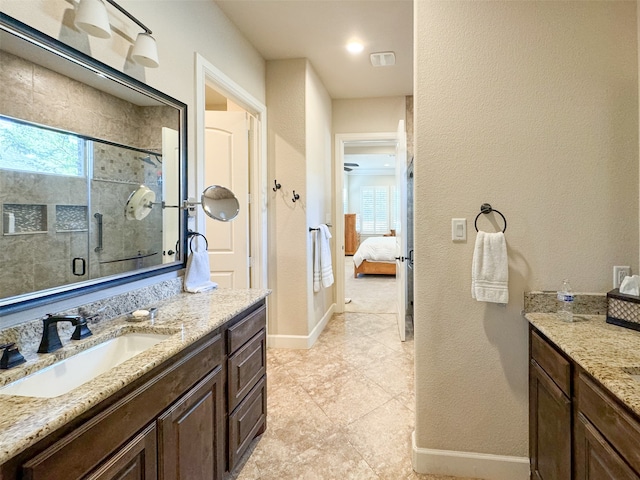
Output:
411,431,530,480
267,303,335,349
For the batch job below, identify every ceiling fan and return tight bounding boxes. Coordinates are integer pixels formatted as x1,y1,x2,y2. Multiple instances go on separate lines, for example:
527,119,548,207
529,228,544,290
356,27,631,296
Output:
344,162,359,172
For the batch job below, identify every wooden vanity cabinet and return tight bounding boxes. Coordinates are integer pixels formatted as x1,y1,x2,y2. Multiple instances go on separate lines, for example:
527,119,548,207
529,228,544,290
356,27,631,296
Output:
1,300,267,480
226,305,267,472
529,325,640,480
529,329,572,480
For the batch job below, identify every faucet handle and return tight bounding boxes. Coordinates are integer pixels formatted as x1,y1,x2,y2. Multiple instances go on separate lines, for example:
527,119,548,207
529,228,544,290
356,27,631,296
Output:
71,318,92,341
0,343,26,369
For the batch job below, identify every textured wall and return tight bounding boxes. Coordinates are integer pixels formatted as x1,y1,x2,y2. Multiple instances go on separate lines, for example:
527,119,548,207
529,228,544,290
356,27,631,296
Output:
266,59,334,340
333,97,406,134
414,0,638,466
305,62,334,331
267,59,308,337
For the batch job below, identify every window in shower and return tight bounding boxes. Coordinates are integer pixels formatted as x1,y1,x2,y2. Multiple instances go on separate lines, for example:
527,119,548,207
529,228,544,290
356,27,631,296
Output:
0,115,86,177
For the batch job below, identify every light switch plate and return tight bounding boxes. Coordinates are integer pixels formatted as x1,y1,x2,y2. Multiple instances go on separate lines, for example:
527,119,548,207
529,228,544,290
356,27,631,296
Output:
452,218,466,242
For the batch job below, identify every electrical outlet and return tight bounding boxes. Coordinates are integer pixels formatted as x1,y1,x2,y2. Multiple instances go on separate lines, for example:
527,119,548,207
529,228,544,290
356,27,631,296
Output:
613,266,631,289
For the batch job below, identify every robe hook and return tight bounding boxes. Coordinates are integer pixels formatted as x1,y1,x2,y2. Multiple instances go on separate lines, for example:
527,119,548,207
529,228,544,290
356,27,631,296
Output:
272,180,281,192
292,191,300,202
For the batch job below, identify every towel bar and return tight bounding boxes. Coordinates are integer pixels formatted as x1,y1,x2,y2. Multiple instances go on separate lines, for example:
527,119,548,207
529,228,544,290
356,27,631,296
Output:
309,224,332,232
474,203,507,233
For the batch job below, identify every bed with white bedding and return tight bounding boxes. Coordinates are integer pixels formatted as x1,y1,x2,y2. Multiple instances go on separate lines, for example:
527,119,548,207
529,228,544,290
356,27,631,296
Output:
353,236,397,277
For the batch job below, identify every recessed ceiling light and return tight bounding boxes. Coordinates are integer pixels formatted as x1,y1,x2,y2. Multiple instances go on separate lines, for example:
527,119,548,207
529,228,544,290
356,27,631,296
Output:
346,42,364,54
384,163,390,167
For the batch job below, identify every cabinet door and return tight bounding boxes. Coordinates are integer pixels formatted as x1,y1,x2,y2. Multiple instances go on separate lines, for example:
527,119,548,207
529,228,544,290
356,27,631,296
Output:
575,413,640,480
530,360,572,480
158,366,224,480
85,424,157,480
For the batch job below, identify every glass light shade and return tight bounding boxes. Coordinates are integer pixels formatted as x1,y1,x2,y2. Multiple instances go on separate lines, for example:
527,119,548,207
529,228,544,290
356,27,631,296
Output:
131,33,159,68
74,0,111,39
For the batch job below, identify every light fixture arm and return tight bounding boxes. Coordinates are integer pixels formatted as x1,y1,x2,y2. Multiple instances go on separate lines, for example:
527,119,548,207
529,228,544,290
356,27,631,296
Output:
104,0,152,34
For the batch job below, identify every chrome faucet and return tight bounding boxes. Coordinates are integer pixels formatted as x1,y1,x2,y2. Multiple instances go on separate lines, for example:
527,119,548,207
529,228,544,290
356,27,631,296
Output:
38,315,93,354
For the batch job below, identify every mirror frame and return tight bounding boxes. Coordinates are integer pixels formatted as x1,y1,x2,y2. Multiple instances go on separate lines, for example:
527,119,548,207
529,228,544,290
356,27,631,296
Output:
0,13,188,315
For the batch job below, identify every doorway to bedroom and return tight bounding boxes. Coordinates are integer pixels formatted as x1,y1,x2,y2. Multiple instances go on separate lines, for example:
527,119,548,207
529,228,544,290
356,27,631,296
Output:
335,131,410,344
343,146,398,314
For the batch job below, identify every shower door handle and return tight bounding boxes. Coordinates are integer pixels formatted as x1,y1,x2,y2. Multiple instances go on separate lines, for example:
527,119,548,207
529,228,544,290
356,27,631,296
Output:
72,257,86,276
94,213,103,252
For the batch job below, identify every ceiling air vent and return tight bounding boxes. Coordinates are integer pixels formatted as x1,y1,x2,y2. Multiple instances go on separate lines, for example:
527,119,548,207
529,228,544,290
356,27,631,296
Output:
370,51,396,67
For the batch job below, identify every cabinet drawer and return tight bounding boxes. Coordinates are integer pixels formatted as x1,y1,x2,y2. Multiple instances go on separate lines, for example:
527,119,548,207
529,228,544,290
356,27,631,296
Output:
227,305,266,354
578,373,640,475
228,376,266,472
531,329,571,396
228,329,266,412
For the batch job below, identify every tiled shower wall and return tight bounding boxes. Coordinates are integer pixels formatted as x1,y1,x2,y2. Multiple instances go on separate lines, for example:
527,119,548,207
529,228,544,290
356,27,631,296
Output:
0,50,179,298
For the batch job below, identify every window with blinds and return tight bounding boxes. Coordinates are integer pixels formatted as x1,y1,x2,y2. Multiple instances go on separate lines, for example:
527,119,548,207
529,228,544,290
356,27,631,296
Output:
361,186,390,234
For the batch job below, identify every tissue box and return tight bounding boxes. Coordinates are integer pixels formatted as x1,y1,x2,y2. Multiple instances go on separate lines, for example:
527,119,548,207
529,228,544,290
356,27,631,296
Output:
606,289,640,332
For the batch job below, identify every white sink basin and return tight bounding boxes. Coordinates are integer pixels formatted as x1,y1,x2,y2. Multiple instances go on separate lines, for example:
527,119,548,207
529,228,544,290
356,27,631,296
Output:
0,333,169,398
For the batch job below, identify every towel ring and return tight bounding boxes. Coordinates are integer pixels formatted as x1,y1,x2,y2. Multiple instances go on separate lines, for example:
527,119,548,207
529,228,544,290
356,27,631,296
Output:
188,232,208,252
474,203,507,233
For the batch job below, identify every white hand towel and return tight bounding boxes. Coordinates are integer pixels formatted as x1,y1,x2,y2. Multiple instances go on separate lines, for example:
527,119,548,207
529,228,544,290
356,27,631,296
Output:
318,224,334,288
313,225,334,292
471,231,509,304
184,236,218,293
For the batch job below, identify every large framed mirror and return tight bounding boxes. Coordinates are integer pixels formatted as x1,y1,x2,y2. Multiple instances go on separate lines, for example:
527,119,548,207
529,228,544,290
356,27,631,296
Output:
0,13,187,314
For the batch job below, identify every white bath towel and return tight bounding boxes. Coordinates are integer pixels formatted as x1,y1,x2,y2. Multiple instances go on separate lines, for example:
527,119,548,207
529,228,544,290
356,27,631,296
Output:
471,231,509,304
313,224,334,292
184,237,218,293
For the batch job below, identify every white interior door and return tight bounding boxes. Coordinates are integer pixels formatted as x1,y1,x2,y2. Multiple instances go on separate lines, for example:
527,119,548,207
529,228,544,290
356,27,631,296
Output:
204,111,250,288
395,120,408,341
161,128,179,263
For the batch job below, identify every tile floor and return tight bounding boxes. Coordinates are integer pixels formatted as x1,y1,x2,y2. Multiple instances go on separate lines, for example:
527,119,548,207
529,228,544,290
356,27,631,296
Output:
231,310,479,480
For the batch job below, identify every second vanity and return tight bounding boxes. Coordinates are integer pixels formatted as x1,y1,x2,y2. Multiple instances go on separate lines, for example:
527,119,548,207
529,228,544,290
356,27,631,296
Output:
526,311,640,480
0,288,269,480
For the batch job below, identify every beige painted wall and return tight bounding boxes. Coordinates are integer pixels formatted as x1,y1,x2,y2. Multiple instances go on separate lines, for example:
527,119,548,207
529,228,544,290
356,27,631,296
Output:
267,59,308,337
267,59,334,341
333,97,406,134
306,62,334,330
414,0,638,466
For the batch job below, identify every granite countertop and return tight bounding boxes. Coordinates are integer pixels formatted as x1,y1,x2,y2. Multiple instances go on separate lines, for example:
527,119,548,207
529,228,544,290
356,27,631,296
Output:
525,312,640,418
0,288,270,466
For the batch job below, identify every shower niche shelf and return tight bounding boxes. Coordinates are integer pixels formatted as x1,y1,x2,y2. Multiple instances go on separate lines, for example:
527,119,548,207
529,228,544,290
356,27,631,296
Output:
2,204,48,235
55,205,88,232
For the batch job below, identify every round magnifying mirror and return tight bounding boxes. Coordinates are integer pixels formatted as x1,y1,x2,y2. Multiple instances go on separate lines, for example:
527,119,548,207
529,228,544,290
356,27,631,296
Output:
201,185,240,222
125,185,156,220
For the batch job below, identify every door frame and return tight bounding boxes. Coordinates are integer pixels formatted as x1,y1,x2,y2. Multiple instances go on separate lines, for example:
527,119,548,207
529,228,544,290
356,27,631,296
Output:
334,131,400,313
195,53,267,289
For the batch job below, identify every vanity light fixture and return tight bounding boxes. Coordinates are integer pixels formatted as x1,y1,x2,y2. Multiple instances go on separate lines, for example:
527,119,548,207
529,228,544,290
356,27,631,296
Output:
74,0,159,68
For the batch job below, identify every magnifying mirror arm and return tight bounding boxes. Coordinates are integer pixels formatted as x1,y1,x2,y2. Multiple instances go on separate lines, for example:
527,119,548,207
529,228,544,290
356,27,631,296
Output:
151,186,239,221
152,200,200,210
